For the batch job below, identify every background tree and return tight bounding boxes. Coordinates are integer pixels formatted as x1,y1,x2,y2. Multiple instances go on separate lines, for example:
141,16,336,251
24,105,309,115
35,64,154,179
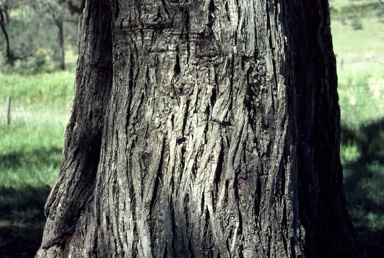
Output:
0,1,11,63
37,0,356,257
34,0,69,70
0,0,36,65
0,0,79,73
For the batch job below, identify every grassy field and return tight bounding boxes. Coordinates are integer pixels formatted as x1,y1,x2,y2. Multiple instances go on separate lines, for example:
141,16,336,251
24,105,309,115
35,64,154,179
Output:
0,72,74,257
331,3,384,256
0,1,383,257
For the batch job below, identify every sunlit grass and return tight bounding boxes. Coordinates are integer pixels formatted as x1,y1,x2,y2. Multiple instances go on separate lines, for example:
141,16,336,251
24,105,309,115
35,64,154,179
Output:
332,18,384,55
337,64,384,127
0,71,74,256
0,72,73,187
0,71,74,107
0,71,73,188
0,126,63,188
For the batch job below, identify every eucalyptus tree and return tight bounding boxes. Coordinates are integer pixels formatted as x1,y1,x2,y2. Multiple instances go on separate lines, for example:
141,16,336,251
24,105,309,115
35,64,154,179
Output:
34,0,76,70
0,0,35,65
0,0,79,72
37,0,356,257
0,1,11,63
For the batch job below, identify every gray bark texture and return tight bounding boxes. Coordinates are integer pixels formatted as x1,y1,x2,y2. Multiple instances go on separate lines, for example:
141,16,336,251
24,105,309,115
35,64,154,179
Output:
36,0,356,257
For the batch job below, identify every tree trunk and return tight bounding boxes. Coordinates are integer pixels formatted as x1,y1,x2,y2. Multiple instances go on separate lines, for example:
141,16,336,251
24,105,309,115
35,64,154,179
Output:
55,18,66,71
37,0,356,257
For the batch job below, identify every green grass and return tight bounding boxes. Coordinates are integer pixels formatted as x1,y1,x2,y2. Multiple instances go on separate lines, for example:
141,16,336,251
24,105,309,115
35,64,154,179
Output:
338,64,384,127
332,17,384,58
0,72,74,108
331,4,384,257
0,71,74,187
0,71,74,257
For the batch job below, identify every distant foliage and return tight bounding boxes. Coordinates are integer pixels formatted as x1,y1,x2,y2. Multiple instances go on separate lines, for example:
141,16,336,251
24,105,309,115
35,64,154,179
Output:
0,0,78,74
376,5,384,22
330,2,382,19
330,2,384,33
7,49,49,74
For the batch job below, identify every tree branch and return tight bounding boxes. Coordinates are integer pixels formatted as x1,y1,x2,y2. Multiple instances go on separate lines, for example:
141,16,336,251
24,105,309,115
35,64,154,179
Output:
0,7,11,63
59,0,84,14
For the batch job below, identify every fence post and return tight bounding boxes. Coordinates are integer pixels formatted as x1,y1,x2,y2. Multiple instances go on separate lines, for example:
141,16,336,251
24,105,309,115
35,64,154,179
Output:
7,96,11,126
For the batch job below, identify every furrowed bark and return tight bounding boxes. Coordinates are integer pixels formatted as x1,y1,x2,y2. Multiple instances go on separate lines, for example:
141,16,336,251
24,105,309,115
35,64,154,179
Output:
37,0,356,257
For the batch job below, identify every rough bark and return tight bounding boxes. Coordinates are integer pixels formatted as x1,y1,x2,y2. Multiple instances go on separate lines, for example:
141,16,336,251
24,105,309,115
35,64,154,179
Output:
37,0,356,257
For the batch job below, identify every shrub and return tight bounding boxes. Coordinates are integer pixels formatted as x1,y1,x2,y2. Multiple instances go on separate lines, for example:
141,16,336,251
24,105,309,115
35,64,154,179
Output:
351,16,363,30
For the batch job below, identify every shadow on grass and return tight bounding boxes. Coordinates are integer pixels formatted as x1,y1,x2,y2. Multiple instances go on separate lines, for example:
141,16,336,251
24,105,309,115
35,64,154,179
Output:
0,147,62,171
0,186,51,258
0,147,61,257
341,119,384,258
